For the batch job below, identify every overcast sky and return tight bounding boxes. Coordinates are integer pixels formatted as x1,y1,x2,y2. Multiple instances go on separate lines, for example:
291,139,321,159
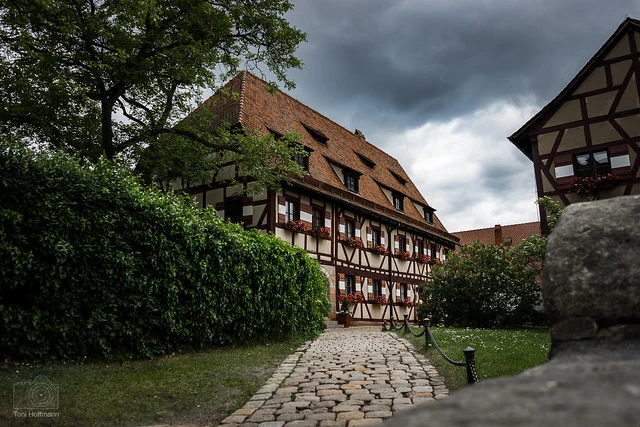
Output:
256,0,640,232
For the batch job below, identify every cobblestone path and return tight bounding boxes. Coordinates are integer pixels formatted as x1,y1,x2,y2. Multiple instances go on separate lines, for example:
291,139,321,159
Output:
218,326,448,427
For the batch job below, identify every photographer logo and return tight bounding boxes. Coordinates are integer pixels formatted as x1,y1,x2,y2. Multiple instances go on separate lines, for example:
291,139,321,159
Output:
13,375,60,418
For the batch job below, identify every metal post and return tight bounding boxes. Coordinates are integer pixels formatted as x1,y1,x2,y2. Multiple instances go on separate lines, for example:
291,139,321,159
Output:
463,347,479,384
424,318,430,349
403,314,410,333
382,320,387,331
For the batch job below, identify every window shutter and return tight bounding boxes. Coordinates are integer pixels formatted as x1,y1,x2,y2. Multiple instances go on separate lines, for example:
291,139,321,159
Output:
277,196,286,223
355,222,361,239
339,216,345,241
380,230,385,246
554,152,574,187
300,203,313,228
394,234,399,255
367,278,373,300
609,144,632,179
366,226,372,248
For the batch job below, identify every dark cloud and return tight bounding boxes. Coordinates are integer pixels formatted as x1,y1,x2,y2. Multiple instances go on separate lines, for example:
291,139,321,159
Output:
268,0,640,230
285,0,639,132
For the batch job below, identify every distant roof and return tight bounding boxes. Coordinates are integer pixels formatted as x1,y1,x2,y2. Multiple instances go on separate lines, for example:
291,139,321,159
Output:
452,222,541,247
508,17,640,160
199,71,456,244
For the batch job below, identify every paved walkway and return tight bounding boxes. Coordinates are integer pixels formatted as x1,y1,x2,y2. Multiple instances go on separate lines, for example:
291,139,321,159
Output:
218,326,449,427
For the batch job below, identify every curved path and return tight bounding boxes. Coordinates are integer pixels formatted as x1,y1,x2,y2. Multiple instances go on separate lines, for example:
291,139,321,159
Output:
218,326,448,427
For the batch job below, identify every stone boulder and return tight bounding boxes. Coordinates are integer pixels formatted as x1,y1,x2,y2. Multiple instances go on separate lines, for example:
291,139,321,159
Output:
384,195,640,427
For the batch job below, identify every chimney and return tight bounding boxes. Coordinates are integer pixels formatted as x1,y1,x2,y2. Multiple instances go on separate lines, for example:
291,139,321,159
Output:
494,224,503,246
354,129,366,139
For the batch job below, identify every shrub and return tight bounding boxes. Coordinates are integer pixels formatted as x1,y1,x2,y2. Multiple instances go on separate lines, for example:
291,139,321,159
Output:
0,140,330,361
419,241,545,328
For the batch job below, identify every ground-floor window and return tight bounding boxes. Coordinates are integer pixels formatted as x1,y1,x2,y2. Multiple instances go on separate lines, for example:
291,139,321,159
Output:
345,275,356,295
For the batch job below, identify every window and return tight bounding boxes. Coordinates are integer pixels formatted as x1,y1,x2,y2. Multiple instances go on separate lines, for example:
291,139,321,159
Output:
424,207,434,224
226,198,244,225
417,240,424,256
285,200,298,223
393,193,404,211
430,244,436,259
371,228,381,247
400,283,407,300
312,208,324,231
345,275,356,295
573,150,611,178
294,151,309,171
345,219,355,239
398,235,407,253
373,279,382,297
344,171,359,193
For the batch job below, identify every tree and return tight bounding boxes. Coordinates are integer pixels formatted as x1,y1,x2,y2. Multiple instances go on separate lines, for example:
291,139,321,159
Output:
420,241,545,328
0,0,307,190
536,196,563,233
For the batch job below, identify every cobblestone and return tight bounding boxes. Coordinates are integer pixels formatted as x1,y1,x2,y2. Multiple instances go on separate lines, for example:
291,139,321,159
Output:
217,326,448,427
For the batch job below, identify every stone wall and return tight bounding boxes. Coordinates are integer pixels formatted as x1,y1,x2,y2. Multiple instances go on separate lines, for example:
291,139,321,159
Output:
386,195,640,427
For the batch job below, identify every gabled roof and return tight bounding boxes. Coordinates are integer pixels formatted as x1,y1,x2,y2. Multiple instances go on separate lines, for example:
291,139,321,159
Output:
201,72,455,242
509,17,640,160
452,221,541,247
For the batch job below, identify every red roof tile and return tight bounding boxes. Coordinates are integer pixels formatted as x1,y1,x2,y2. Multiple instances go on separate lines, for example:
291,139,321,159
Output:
453,222,541,247
200,72,456,243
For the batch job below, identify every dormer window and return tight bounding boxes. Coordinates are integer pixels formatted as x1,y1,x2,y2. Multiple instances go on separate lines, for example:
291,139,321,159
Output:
294,148,310,171
393,193,404,212
390,170,407,186
301,123,329,145
344,170,359,193
424,207,435,224
356,152,376,169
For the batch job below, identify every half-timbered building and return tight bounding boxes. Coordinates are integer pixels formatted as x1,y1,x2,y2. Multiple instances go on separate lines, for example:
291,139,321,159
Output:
177,72,459,322
510,18,640,234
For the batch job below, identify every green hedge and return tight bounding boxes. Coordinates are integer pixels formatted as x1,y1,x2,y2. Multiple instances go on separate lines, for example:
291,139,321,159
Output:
0,140,330,361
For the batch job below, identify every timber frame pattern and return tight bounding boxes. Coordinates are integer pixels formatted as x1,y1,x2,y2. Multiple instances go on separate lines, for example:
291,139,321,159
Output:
178,72,459,322
510,18,640,234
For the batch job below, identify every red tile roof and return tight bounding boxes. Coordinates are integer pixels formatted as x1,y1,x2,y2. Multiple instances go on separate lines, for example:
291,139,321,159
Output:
453,222,541,247
200,72,457,244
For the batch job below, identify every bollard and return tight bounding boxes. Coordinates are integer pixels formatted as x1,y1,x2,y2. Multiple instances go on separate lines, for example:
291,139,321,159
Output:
464,347,478,384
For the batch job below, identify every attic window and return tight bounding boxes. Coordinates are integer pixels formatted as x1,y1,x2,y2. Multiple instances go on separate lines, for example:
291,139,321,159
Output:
343,170,360,193
356,153,376,169
393,193,404,212
301,123,329,145
390,170,407,186
423,207,435,224
294,146,312,171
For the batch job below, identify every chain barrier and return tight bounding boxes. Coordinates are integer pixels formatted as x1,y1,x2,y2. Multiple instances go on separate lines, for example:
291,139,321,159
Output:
384,314,479,384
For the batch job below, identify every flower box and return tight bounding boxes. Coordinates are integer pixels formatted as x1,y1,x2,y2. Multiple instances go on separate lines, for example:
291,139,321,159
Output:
398,251,412,260
283,219,306,233
342,236,364,248
416,254,430,264
311,226,331,239
372,244,387,255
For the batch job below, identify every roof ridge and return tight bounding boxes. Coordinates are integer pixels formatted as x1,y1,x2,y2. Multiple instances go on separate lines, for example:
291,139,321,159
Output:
237,71,248,124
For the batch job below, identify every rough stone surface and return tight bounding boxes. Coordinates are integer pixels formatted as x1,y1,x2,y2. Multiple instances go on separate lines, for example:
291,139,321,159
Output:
217,327,447,427
384,196,640,427
543,195,640,340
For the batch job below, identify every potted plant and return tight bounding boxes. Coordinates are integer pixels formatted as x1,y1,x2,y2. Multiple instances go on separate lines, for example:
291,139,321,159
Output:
569,173,618,200
372,244,387,255
311,226,331,239
416,254,430,264
337,292,363,327
369,295,388,305
398,250,412,260
342,236,364,248
284,219,306,233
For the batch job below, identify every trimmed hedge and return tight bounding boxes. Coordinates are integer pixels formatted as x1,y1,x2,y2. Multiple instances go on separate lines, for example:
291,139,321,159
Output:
0,140,330,361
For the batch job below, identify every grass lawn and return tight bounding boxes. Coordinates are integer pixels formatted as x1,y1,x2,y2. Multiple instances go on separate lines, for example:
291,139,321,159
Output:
0,339,304,426
400,326,551,392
